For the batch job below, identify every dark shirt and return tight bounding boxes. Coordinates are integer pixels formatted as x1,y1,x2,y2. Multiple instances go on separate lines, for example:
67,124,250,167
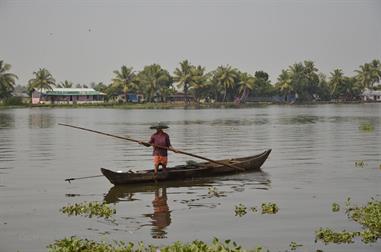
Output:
149,131,171,156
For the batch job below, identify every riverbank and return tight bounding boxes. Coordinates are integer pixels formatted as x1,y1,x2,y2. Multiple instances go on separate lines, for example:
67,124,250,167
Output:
0,100,374,110
0,101,272,109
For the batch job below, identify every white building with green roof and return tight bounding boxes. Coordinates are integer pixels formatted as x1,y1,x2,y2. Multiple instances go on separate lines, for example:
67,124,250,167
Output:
32,88,106,104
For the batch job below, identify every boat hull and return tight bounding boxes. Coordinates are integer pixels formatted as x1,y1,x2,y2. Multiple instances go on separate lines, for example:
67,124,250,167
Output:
101,149,271,185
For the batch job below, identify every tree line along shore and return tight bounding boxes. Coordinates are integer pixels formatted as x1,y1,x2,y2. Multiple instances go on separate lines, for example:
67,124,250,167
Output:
1,59,380,106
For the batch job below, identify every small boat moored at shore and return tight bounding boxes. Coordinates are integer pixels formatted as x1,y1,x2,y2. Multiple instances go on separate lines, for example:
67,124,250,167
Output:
101,149,271,185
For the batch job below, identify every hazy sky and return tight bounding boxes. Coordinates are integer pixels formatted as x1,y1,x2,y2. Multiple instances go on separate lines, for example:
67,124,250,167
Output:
1,0,380,86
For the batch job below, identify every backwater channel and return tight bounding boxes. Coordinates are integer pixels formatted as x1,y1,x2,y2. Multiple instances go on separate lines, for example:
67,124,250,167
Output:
0,104,380,251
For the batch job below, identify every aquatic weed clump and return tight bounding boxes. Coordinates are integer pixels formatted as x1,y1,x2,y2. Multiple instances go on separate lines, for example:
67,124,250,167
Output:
332,203,340,212
347,199,381,243
261,202,279,214
315,228,358,244
60,201,116,219
47,237,263,252
289,241,303,251
316,198,381,244
47,237,143,252
354,160,366,168
234,203,247,217
359,122,374,132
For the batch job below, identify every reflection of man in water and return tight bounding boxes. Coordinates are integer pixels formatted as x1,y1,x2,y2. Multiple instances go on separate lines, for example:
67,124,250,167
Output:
150,187,171,239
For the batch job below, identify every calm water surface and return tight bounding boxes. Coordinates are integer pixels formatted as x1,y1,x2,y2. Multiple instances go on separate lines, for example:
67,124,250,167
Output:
0,104,380,252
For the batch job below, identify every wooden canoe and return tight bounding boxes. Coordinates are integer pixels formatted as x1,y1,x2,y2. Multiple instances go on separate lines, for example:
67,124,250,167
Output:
101,149,271,185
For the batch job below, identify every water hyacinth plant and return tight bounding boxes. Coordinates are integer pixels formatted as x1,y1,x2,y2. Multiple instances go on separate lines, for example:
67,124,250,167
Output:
234,203,247,217
355,160,366,168
316,198,381,244
261,202,279,214
60,201,116,219
48,237,259,252
315,228,358,244
332,203,340,212
347,199,381,243
289,241,303,251
250,206,258,213
359,122,374,132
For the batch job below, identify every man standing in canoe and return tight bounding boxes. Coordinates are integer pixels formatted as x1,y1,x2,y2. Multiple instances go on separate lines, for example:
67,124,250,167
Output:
140,122,177,175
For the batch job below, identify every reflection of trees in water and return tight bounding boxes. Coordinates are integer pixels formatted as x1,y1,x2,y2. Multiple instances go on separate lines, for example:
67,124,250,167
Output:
28,112,55,161
0,112,16,171
28,112,55,128
0,112,15,129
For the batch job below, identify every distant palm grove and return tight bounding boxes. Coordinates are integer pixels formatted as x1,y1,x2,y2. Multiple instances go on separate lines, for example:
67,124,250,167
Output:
1,59,380,104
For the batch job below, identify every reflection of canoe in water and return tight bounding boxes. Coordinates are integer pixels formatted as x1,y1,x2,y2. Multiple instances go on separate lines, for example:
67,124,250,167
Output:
101,149,271,185
104,170,270,204
104,179,216,203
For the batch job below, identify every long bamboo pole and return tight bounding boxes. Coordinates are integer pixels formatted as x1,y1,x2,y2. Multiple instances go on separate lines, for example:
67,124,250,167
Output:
58,123,244,171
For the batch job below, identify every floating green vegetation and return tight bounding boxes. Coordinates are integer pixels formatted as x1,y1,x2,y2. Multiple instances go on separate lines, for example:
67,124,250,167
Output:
316,198,381,244
315,228,358,244
261,202,279,214
234,203,279,216
208,187,225,197
234,203,247,217
289,241,303,251
347,199,381,243
359,122,374,132
332,203,340,212
47,237,266,252
250,206,258,213
355,160,366,168
60,201,116,219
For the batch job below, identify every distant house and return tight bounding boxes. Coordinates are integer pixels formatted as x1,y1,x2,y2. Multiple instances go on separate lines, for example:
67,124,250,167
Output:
32,88,106,104
361,89,381,102
167,92,194,103
12,92,30,103
115,93,144,103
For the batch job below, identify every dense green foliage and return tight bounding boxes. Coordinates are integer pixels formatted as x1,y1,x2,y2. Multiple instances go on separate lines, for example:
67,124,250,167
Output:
2,58,380,103
316,199,381,244
48,237,262,252
27,68,56,93
0,60,18,100
60,201,116,219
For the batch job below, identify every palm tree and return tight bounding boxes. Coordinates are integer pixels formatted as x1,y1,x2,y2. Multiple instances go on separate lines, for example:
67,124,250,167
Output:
173,60,193,103
213,65,239,102
237,72,255,103
289,62,309,101
206,71,224,102
0,60,18,100
189,65,208,102
276,69,292,102
59,80,73,88
112,65,136,102
137,64,172,102
355,62,376,90
369,59,381,86
28,68,56,99
328,69,345,98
